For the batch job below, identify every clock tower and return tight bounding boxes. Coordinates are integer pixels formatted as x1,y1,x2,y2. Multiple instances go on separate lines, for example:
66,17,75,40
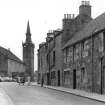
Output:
22,21,34,81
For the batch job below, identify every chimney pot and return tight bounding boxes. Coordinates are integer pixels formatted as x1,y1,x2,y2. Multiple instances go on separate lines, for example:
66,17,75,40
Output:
64,14,66,19
79,1,91,17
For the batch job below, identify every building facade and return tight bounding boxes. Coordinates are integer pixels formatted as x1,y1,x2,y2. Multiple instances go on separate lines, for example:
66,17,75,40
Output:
37,30,63,86
22,21,35,80
38,1,105,94
63,12,105,94
62,1,92,88
37,42,47,84
0,46,25,77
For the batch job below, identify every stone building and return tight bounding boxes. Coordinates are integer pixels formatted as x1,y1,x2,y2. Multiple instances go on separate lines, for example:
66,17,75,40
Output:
37,1,105,94
62,1,92,87
37,42,47,84
47,30,63,86
37,30,63,86
22,21,35,80
62,1,105,94
0,46,25,77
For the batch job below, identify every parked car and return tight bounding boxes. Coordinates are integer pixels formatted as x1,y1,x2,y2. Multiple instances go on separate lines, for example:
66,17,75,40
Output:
0,76,12,82
0,76,2,82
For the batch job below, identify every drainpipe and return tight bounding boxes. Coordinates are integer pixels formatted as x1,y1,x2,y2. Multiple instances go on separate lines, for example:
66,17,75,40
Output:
100,53,104,94
91,31,94,92
91,28,97,93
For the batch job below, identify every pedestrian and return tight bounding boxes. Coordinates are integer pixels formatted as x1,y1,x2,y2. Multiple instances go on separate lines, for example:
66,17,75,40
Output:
17,76,21,85
41,77,44,87
22,76,25,85
27,76,31,86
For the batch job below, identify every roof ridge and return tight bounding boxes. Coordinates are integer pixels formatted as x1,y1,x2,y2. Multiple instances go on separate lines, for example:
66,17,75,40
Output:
0,46,23,63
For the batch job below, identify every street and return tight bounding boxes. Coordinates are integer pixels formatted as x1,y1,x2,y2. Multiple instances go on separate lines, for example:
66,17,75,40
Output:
0,82,105,105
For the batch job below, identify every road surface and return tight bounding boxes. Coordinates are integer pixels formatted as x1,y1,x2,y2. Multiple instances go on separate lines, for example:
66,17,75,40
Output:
0,82,105,105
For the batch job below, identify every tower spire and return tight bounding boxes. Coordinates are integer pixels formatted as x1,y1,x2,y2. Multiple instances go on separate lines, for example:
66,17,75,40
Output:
23,20,35,81
26,20,31,34
26,20,32,42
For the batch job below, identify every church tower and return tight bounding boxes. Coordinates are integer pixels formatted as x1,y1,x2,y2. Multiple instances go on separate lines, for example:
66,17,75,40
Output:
22,21,35,81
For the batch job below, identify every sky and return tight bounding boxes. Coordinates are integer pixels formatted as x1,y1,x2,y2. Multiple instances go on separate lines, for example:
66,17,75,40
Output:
0,0,104,71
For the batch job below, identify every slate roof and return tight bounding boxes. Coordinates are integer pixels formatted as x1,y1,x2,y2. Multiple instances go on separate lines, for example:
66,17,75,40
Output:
0,46,23,63
63,12,105,49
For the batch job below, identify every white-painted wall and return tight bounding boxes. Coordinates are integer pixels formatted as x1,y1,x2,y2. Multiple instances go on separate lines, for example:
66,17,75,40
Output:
8,59,25,75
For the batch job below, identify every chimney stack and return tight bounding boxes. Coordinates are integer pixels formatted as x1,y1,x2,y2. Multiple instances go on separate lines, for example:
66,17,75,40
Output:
79,1,91,17
63,14,75,30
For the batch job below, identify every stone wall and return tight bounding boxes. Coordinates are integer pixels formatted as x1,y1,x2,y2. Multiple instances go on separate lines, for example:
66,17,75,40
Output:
63,32,105,94
8,59,25,76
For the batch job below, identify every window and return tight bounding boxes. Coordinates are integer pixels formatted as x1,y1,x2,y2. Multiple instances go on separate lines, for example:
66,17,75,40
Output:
69,47,73,63
73,43,81,60
103,32,105,51
81,67,85,82
81,41,84,57
66,48,70,63
51,71,55,79
82,39,91,58
66,47,73,64
38,58,40,68
63,49,67,64
94,33,103,52
40,57,43,67
53,51,55,66
64,71,70,85
46,54,49,66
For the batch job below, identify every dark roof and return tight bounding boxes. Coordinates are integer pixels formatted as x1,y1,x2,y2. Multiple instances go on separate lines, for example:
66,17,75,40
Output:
63,12,105,49
46,30,63,42
0,46,23,63
54,29,63,38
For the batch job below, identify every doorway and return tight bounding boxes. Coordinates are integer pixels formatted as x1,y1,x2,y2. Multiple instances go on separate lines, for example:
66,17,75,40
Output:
73,69,76,89
58,70,60,86
47,73,50,85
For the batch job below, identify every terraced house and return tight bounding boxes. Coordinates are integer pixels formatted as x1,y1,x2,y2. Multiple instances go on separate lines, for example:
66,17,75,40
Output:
37,42,47,84
63,1,105,94
38,1,105,94
38,30,63,86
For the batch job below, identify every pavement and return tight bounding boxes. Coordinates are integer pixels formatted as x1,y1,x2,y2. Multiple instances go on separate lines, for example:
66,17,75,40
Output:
0,87,14,105
32,82,105,103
